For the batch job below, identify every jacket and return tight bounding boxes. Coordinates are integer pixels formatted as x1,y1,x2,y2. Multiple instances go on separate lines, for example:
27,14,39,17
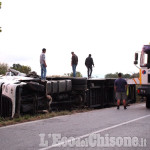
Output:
72,54,78,65
85,57,94,67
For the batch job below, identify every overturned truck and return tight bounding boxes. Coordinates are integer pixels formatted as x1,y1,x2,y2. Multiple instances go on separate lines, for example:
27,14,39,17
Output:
0,70,136,118
0,72,88,118
0,77,51,118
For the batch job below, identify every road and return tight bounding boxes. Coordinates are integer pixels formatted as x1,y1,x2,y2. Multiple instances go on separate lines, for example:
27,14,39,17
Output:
0,103,150,150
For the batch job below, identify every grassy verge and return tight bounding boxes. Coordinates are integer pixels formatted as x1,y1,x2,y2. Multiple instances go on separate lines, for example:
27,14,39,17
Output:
0,108,93,127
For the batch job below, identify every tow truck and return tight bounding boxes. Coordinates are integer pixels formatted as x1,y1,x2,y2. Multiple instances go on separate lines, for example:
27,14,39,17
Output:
134,45,150,108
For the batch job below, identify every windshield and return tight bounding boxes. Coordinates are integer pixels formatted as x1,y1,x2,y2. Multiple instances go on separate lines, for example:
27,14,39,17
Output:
140,51,150,67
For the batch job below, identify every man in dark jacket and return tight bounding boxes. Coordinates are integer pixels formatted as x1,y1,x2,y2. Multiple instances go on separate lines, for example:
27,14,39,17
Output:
71,52,78,77
85,54,94,78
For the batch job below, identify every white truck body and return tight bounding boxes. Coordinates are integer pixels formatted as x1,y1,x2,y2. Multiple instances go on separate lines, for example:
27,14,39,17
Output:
134,45,150,108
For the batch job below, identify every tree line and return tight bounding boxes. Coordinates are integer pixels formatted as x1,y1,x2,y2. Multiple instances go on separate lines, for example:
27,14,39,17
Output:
0,63,31,75
0,62,139,78
105,72,139,79
0,62,82,77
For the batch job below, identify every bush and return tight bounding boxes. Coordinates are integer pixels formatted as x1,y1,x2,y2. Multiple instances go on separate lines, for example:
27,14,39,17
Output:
70,71,83,77
0,63,8,75
11,63,31,74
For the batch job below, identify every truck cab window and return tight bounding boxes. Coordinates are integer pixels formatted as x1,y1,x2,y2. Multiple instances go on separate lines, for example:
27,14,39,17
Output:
140,51,150,68
140,52,148,67
148,53,150,64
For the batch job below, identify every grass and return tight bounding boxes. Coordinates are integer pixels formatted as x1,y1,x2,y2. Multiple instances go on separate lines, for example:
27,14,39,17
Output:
0,108,93,127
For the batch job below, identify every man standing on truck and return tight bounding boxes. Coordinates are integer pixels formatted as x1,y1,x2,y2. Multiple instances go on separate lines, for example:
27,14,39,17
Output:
40,48,47,81
114,73,127,109
85,54,94,78
71,52,78,77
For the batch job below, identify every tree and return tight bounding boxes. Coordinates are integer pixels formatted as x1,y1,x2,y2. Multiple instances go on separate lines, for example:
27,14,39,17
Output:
105,72,118,78
64,73,71,76
130,72,139,78
105,72,139,79
11,63,31,74
123,73,131,78
0,63,8,75
70,71,83,77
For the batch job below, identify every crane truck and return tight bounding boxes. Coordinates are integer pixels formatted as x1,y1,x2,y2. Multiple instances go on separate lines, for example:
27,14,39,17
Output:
134,45,150,108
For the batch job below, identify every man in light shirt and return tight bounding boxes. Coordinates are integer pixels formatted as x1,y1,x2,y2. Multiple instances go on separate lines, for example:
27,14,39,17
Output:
40,48,47,81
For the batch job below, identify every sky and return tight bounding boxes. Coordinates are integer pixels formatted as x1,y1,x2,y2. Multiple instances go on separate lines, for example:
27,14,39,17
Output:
0,0,150,78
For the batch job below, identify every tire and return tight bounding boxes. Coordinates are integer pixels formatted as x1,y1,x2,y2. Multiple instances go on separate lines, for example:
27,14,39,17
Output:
27,82,44,92
46,81,52,95
52,81,58,94
72,85,87,91
66,80,72,92
58,80,66,93
72,77,87,85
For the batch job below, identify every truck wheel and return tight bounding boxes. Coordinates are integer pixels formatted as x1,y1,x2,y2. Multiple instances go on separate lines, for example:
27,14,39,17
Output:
58,80,66,93
27,82,44,92
72,78,87,85
72,85,87,91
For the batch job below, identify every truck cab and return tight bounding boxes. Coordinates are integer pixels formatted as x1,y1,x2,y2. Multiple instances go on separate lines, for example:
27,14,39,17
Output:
135,45,150,108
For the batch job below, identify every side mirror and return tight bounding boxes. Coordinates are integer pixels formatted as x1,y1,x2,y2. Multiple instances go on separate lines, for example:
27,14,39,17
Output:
135,53,138,60
134,53,138,64
134,60,138,65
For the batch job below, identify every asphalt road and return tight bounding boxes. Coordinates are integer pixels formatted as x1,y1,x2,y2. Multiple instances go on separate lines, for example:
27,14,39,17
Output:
0,103,150,150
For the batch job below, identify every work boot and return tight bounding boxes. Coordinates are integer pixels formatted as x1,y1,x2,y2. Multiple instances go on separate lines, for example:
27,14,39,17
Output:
124,106,127,110
117,106,120,109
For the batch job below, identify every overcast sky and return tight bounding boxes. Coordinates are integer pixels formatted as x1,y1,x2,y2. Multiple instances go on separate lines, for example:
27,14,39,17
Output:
0,0,150,77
